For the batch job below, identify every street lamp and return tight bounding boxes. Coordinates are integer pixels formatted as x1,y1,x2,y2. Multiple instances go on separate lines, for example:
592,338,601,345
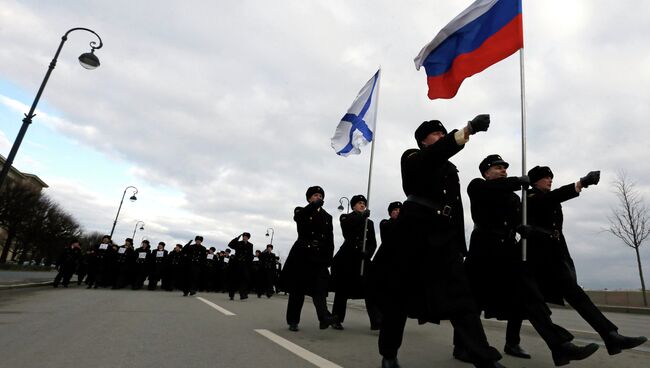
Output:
109,186,138,239
0,27,103,190
265,227,275,245
338,196,350,213
132,221,145,240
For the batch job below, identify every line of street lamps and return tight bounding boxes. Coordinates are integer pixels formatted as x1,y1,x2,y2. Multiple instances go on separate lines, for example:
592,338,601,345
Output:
338,196,350,213
265,227,274,245
132,221,145,240
0,27,103,190
0,27,332,255
109,186,138,239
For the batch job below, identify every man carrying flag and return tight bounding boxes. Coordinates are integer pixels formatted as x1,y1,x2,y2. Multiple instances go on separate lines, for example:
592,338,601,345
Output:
414,0,523,99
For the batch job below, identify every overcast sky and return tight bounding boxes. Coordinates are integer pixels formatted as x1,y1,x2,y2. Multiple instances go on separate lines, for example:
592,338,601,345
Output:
1,0,649,290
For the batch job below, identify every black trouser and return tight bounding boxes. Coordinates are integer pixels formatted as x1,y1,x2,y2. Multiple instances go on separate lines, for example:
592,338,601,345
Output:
132,264,147,290
561,280,617,337
378,305,407,359
286,293,331,325
229,265,250,298
85,265,97,287
332,292,382,326
505,319,522,345
53,266,75,287
457,295,574,352
113,264,130,289
95,258,110,287
184,264,202,294
262,269,275,296
380,307,500,367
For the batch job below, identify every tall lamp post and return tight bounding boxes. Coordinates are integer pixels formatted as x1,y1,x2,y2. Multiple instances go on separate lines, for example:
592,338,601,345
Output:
109,186,138,239
337,196,350,214
265,227,275,245
0,27,103,190
132,221,145,240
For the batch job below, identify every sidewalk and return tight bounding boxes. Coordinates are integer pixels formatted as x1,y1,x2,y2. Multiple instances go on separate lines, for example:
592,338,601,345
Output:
0,270,54,290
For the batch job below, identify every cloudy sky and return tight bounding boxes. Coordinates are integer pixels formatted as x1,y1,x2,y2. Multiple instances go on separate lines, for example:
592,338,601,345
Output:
1,0,649,290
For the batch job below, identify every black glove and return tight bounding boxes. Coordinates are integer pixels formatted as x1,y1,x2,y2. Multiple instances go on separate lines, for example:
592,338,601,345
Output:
466,114,490,134
516,224,532,239
580,171,600,188
312,199,324,208
518,175,530,189
362,209,370,218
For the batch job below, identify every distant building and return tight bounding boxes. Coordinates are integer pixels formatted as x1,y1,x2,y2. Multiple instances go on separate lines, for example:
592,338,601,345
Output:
0,154,48,254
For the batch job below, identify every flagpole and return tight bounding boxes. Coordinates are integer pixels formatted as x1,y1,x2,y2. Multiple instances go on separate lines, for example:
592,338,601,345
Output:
519,48,528,262
360,68,381,276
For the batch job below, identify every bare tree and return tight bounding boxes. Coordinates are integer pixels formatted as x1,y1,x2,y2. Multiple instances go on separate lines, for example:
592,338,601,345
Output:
607,171,649,306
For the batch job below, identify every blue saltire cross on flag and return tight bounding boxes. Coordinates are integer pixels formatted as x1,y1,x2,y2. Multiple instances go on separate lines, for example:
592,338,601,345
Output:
331,69,381,156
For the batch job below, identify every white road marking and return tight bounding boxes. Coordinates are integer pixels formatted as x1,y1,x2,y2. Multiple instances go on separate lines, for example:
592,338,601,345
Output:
196,296,236,316
255,329,344,368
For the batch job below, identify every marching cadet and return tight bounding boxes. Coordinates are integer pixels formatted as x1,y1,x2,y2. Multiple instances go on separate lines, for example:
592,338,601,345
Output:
76,247,90,286
202,247,218,292
379,202,401,244
462,155,599,366
253,249,264,297
53,239,82,288
112,238,135,289
223,248,233,292
526,165,647,357
132,240,151,290
148,242,168,290
163,244,184,291
259,244,278,298
367,201,402,331
376,117,505,368
227,232,254,300
88,235,113,288
182,236,207,296
215,250,227,292
331,194,381,330
281,186,336,331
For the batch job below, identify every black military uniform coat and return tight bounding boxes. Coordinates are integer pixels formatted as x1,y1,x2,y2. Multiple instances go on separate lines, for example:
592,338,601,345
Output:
331,211,377,299
164,249,183,290
384,131,475,323
527,183,579,305
113,245,135,288
465,176,529,319
228,238,254,268
369,217,399,306
182,242,207,292
280,201,334,297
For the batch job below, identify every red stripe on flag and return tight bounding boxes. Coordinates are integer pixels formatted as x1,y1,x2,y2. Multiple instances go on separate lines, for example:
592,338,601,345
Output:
426,14,523,100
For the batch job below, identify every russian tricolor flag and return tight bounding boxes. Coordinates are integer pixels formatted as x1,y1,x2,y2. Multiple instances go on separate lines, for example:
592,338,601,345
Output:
414,0,523,100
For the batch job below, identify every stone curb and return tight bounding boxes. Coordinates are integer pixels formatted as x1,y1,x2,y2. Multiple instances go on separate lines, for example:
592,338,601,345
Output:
0,281,53,290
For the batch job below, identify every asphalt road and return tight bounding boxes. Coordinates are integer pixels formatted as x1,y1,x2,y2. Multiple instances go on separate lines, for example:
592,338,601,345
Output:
0,286,648,368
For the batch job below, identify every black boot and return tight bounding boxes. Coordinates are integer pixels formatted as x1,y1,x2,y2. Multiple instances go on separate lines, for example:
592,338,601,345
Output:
381,357,400,368
504,343,531,359
603,330,647,355
452,346,473,363
319,315,336,329
551,342,599,366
